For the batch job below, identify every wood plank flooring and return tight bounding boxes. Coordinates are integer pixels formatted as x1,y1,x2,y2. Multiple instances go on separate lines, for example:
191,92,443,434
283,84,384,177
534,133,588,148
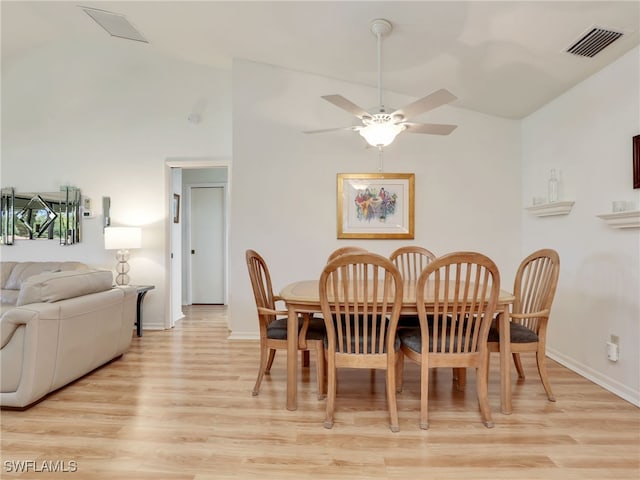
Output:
1,305,639,479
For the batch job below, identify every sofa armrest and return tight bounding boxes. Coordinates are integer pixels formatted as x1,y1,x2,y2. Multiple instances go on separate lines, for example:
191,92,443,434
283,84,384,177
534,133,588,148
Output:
0,306,61,405
1,286,136,408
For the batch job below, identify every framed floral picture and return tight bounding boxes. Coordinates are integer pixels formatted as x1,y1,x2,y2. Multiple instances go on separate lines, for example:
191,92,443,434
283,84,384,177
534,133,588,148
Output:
337,173,415,239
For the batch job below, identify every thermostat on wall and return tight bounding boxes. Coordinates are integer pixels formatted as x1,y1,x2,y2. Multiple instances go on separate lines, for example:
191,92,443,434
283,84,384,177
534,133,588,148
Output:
82,196,95,219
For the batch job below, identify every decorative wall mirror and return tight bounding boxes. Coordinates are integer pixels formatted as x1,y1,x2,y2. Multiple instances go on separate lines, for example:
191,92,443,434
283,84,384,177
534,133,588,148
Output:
16,194,58,238
1,188,15,245
1,186,81,245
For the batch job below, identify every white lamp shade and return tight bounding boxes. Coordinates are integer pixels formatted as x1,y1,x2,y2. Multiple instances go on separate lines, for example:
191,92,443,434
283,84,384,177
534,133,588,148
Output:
104,227,141,250
359,123,405,147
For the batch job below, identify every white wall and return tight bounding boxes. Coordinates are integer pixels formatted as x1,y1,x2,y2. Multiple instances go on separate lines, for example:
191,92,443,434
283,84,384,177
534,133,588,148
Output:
522,46,640,405
228,59,522,337
1,37,232,329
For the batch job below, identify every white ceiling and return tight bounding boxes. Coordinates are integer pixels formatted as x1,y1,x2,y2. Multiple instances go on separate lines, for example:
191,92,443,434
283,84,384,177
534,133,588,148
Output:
2,1,639,119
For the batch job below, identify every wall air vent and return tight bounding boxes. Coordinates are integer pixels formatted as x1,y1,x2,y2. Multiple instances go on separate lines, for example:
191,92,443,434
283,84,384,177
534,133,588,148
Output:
81,6,149,43
566,27,623,58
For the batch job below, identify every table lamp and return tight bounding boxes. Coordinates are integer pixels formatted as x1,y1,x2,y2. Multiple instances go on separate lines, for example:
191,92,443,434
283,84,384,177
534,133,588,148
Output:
104,226,141,286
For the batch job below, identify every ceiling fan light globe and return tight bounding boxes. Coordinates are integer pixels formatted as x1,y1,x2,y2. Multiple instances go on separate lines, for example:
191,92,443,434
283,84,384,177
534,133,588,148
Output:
359,123,405,147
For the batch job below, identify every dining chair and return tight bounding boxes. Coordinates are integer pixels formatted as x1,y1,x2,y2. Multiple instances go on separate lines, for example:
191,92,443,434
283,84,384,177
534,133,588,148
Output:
389,246,437,328
398,252,500,429
245,249,326,399
389,246,466,389
319,252,404,432
326,246,367,262
389,245,437,285
487,248,560,401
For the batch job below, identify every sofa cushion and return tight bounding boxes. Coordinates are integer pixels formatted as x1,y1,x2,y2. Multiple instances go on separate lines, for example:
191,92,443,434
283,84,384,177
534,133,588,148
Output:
0,290,19,307
4,262,87,291
1,262,18,290
16,269,114,306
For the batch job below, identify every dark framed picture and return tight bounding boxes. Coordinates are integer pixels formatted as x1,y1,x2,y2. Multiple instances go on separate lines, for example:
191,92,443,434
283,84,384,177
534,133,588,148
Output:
634,135,640,189
172,194,180,223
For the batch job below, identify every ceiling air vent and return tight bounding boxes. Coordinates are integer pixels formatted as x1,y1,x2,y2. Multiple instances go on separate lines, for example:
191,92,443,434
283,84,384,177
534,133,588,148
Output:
566,27,623,58
81,6,149,43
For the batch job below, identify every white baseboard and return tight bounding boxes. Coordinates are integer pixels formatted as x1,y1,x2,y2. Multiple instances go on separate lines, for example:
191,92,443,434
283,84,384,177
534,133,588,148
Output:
227,331,259,341
139,322,166,331
547,348,640,407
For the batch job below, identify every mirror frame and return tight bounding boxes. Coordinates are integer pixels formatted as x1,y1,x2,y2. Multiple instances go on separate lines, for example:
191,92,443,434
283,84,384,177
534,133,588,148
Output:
1,187,15,245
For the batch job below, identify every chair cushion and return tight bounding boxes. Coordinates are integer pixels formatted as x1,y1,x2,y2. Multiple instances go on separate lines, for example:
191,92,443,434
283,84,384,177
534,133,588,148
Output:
266,316,326,341
487,320,539,343
325,315,401,353
398,327,422,352
398,316,471,353
397,314,436,328
398,314,420,328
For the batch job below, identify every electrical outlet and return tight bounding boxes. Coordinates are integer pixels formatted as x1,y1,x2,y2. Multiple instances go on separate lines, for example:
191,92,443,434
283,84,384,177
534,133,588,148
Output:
607,341,619,362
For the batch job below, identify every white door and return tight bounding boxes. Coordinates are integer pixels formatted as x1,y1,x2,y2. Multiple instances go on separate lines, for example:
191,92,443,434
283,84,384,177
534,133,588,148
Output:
190,186,225,304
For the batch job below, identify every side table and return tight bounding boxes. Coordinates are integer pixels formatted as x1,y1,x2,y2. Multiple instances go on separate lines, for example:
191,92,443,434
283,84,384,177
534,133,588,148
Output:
132,285,155,337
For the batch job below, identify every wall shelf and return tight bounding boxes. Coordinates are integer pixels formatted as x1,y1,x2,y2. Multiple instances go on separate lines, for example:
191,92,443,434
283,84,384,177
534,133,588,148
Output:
596,210,640,229
526,201,575,217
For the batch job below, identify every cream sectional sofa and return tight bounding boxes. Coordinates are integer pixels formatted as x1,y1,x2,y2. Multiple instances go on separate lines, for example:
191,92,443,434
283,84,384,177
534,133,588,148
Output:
0,261,136,408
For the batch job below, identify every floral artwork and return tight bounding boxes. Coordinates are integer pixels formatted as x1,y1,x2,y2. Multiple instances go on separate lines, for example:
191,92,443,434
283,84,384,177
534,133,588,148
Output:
337,173,414,239
354,187,397,223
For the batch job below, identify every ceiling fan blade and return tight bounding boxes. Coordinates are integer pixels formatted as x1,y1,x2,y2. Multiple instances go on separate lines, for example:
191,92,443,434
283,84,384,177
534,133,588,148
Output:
321,95,371,119
303,126,359,134
403,122,458,135
392,89,457,121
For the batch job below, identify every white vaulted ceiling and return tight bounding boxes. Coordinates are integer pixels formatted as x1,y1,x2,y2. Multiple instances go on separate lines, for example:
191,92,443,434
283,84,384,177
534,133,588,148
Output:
2,1,639,119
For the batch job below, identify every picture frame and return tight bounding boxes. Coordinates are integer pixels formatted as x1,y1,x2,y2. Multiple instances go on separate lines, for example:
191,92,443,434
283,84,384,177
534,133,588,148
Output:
337,173,414,239
633,135,640,189
172,193,180,223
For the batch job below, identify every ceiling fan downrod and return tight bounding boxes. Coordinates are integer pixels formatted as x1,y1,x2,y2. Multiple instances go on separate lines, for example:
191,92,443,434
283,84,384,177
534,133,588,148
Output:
370,19,392,112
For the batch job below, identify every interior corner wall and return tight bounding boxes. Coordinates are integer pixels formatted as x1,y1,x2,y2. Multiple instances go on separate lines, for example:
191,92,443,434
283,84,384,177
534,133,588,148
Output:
228,59,522,339
1,37,232,329
522,46,640,405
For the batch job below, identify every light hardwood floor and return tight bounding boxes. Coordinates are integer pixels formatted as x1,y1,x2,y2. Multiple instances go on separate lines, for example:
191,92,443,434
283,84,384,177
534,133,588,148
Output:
1,305,638,479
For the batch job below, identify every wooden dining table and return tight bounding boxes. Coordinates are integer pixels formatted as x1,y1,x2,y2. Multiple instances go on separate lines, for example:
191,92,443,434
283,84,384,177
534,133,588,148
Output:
279,279,516,414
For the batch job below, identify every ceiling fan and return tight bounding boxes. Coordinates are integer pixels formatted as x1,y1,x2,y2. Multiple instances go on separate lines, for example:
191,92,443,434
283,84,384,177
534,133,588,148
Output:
304,18,458,148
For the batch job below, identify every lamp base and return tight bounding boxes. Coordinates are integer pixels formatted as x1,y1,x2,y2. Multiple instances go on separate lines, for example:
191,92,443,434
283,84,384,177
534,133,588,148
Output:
115,249,131,286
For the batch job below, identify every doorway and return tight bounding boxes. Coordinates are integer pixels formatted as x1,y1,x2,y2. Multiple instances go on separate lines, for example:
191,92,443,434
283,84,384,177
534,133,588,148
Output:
189,185,225,304
166,160,230,330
